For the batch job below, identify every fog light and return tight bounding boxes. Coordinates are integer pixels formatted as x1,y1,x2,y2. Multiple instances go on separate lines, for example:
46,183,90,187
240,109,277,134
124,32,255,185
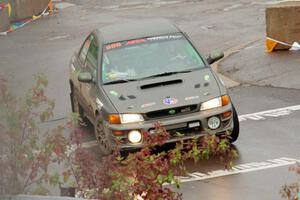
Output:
207,116,221,130
128,130,142,144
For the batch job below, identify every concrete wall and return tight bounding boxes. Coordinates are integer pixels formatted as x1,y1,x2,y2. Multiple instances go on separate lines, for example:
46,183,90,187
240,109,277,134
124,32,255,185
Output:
0,195,83,200
12,0,50,21
0,2,10,32
266,1,300,50
0,0,9,4
0,0,50,26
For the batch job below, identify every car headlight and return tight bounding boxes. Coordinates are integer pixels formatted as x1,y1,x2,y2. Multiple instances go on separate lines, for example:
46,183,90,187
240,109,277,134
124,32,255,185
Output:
108,114,144,124
200,95,230,111
120,114,144,124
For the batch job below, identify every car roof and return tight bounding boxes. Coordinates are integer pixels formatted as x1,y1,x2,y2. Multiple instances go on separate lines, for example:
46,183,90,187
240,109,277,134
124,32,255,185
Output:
97,19,181,44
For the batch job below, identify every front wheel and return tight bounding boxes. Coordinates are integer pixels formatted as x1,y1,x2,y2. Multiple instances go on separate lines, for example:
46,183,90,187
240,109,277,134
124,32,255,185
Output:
229,105,239,143
70,89,80,114
94,115,113,156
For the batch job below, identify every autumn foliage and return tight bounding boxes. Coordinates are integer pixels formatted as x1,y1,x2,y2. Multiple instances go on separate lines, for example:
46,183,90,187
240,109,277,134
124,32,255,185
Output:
0,74,55,195
0,74,238,199
281,163,300,200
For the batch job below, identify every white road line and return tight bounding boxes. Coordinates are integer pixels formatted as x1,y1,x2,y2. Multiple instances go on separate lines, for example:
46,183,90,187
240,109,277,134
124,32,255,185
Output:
79,106,300,185
238,104,300,122
81,104,300,148
175,157,299,183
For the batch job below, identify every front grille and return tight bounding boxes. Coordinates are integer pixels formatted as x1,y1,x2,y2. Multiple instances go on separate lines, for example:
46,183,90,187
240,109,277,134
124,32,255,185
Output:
148,124,202,138
145,105,198,119
168,127,202,137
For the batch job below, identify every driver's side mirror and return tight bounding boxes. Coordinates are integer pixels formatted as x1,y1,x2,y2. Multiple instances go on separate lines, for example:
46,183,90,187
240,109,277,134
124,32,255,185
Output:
206,51,224,65
78,72,93,83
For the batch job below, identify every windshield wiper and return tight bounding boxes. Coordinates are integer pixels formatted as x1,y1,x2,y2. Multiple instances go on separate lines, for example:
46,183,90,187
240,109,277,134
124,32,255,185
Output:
104,79,138,85
104,70,194,84
140,70,193,80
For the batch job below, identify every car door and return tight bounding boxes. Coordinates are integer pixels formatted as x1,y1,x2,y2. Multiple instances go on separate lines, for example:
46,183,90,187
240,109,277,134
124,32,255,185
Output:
73,34,92,108
80,34,99,121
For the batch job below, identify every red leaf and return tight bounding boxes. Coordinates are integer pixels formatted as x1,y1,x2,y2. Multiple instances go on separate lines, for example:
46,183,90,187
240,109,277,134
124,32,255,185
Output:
54,146,62,156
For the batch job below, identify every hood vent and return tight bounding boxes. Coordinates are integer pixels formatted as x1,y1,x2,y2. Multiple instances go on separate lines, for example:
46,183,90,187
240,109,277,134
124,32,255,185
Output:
119,95,126,101
140,79,183,90
127,95,136,99
194,83,201,88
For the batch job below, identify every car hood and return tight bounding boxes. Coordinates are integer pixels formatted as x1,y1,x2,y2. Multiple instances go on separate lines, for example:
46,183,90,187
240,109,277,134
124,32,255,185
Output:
102,68,221,114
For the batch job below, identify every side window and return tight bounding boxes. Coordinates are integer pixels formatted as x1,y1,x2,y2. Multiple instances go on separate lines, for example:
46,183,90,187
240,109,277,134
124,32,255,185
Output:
86,36,99,73
79,36,92,63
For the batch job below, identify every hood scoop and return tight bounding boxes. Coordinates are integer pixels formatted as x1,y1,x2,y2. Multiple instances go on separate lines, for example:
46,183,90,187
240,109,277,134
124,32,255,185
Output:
127,95,136,99
140,79,183,90
119,95,126,101
194,83,201,88
118,95,136,101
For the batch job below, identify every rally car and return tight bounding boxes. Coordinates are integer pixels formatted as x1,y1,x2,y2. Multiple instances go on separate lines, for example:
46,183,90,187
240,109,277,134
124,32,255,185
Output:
69,19,239,155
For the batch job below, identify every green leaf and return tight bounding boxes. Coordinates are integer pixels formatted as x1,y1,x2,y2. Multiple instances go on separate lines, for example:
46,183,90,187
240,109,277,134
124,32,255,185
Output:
49,173,60,186
167,171,174,183
156,175,164,185
171,158,178,165
127,177,135,185
202,149,209,160
176,132,184,137
116,156,123,162
27,151,34,161
175,178,181,189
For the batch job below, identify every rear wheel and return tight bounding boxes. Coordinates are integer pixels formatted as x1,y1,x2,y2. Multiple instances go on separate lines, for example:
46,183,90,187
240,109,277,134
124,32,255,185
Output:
94,115,113,156
229,105,239,143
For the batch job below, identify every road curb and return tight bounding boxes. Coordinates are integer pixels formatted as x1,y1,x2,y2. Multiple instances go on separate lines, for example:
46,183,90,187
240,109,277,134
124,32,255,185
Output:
211,38,261,88
102,0,187,10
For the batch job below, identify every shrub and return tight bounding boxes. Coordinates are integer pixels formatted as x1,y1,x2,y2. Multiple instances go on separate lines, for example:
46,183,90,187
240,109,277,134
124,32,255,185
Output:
0,73,56,195
281,163,300,200
0,74,238,199
56,123,238,200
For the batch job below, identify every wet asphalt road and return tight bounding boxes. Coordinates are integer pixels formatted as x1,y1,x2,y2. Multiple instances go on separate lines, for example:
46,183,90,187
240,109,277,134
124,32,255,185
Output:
0,0,299,199
80,85,300,200
178,85,300,200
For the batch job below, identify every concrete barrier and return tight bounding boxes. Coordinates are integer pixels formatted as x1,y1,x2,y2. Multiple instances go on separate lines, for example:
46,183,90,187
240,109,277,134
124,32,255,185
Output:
12,0,50,21
266,1,300,51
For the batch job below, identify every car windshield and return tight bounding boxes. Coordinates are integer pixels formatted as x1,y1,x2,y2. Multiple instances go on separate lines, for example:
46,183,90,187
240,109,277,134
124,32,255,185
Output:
102,33,205,84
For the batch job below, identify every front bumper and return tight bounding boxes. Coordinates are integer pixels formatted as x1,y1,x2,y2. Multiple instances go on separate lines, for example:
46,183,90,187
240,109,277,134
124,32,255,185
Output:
105,104,234,151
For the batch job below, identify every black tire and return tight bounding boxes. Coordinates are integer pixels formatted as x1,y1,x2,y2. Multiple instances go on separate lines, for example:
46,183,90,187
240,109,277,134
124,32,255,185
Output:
70,89,79,114
94,115,113,156
70,88,89,125
229,104,240,143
